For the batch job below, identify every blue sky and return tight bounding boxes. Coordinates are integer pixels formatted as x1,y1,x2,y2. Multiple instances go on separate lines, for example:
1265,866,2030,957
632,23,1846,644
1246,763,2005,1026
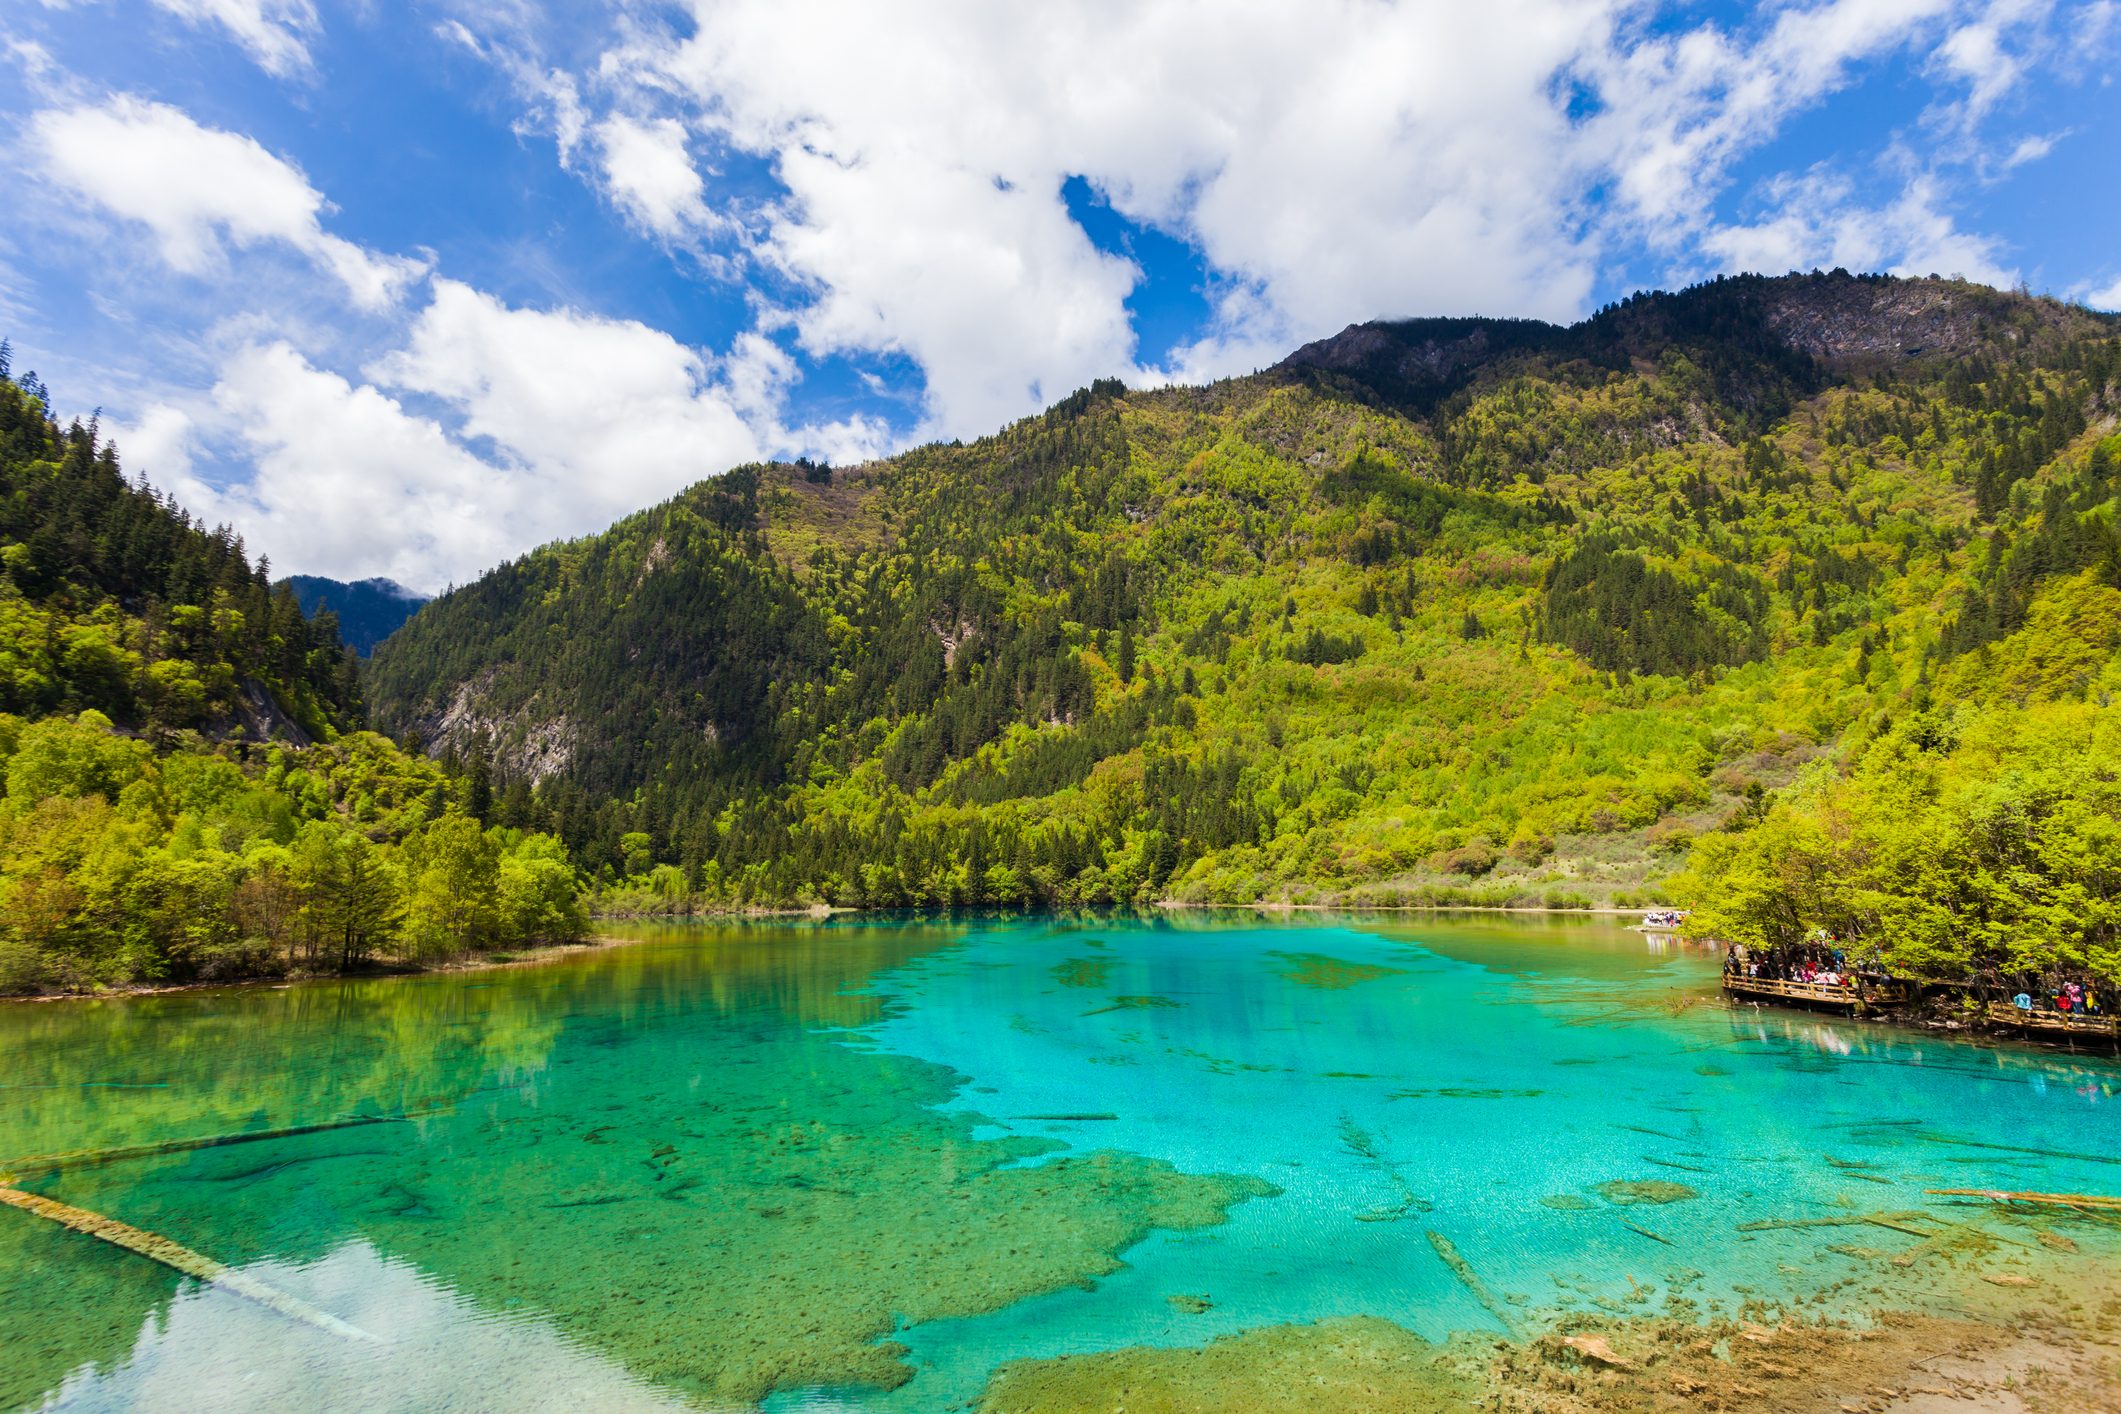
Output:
2,0,2116,589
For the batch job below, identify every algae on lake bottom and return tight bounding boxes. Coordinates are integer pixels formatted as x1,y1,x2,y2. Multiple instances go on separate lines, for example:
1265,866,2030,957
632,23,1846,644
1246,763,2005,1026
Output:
0,923,1274,1409
977,1316,1477,1413
1269,952,1408,990
1050,958,1112,989
8,913,2121,1414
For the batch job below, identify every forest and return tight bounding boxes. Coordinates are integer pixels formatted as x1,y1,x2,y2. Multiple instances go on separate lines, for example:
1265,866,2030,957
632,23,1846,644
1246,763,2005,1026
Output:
363,272,2121,988
0,357,583,993
8,270,2121,995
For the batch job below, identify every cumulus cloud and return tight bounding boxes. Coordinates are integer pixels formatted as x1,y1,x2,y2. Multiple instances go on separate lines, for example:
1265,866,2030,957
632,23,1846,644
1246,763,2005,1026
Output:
32,96,425,309
103,404,200,489
149,0,321,78
594,114,713,239
624,0,1623,433
1700,168,2014,284
369,279,767,523
168,280,783,589
177,341,513,589
151,286,867,588
486,0,2077,438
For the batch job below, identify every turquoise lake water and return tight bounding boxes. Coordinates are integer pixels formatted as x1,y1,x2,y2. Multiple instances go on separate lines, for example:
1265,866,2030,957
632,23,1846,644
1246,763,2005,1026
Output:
2,912,2117,1411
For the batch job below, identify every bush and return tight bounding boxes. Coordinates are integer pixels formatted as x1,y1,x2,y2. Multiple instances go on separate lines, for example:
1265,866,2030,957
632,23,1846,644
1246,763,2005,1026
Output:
1437,841,1500,877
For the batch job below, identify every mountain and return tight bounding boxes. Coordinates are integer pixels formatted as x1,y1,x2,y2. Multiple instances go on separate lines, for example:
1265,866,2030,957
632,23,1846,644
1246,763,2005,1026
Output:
0,362,581,993
281,574,431,656
0,362,359,740
364,272,2121,980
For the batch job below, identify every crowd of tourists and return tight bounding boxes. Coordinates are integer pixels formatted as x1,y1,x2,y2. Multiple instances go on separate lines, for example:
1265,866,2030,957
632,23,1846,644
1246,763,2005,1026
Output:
2009,980,2103,1018
1724,938,2108,1025
1723,939,1862,989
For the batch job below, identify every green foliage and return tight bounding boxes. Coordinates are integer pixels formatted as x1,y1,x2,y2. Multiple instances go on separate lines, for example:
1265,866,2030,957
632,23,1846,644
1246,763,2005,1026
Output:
1541,532,1767,676
0,717,585,992
1678,688,2121,986
0,361,584,992
0,369,358,737
349,276,2119,975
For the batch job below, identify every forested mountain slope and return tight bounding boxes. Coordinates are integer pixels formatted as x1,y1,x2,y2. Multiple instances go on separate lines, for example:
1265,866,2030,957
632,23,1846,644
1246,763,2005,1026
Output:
0,353,357,740
366,272,2121,980
0,361,581,993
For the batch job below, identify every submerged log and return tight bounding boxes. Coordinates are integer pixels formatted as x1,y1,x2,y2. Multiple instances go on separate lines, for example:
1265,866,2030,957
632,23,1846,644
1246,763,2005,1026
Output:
1640,1155,1711,1174
1925,1188,2121,1212
4,1113,415,1178
1737,1216,1875,1232
1426,1231,1521,1336
0,1185,381,1344
1910,1135,2121,1167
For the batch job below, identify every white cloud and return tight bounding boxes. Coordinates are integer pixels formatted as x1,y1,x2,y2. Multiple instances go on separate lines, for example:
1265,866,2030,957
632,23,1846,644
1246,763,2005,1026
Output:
180,341,513,589
1700,168,2014,285
149,0,321,78
2001,130,2059,167
104,403,199,488
151,285,866,588
2077,274,2121,311
501,0,2061,438
1935,14,2020,117
1927,0,2065,126
610,0,1633,434
369,279,766,526
437,20,589,167
1581,0,1962,252
594,114,712,239
32,96,425,309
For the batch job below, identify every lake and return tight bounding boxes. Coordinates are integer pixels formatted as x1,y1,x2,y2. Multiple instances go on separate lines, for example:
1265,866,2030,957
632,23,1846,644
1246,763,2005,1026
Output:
3,912,2117,1411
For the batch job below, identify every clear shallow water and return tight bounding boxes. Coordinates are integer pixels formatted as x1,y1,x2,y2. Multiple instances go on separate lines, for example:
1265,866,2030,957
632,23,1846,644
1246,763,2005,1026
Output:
2,913,2117,1412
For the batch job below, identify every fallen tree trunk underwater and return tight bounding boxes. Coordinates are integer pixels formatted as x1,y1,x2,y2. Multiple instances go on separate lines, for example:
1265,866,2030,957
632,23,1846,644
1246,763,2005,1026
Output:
0,1184,382,1344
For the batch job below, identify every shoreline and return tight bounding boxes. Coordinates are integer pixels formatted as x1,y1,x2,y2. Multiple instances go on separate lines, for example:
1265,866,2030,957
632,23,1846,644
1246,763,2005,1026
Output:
1,901,1633,1005
1171,900,1652,916
0,932,654,1005
12,910,2113,1062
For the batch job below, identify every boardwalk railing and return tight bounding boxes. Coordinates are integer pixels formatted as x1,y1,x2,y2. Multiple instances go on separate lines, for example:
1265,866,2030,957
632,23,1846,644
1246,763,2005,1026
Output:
1726,981,2118,1041
1981,1002,2119,1039
1722,976,1910,1012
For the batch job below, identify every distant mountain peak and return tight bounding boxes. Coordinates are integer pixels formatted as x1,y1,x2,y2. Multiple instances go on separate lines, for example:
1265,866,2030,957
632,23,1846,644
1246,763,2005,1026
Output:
348,576,426,599
280,574,433,656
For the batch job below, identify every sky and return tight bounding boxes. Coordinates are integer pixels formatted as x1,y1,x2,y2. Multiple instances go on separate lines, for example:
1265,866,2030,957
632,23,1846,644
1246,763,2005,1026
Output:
2,0,2117,592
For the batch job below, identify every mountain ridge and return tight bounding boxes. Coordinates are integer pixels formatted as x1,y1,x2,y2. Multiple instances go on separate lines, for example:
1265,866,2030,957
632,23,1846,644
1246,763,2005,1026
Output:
1280,270,2111,386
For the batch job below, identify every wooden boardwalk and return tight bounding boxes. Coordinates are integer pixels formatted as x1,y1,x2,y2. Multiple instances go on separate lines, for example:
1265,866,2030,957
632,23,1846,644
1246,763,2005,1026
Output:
1980,1002,2120,1041
1724,980,2119,1045
1723,976,1909,1016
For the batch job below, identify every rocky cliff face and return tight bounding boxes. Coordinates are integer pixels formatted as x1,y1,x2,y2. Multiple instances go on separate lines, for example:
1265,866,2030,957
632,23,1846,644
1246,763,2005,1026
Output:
1276,272,2113,406
1275,315,1558,401
1750,275,2088,358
